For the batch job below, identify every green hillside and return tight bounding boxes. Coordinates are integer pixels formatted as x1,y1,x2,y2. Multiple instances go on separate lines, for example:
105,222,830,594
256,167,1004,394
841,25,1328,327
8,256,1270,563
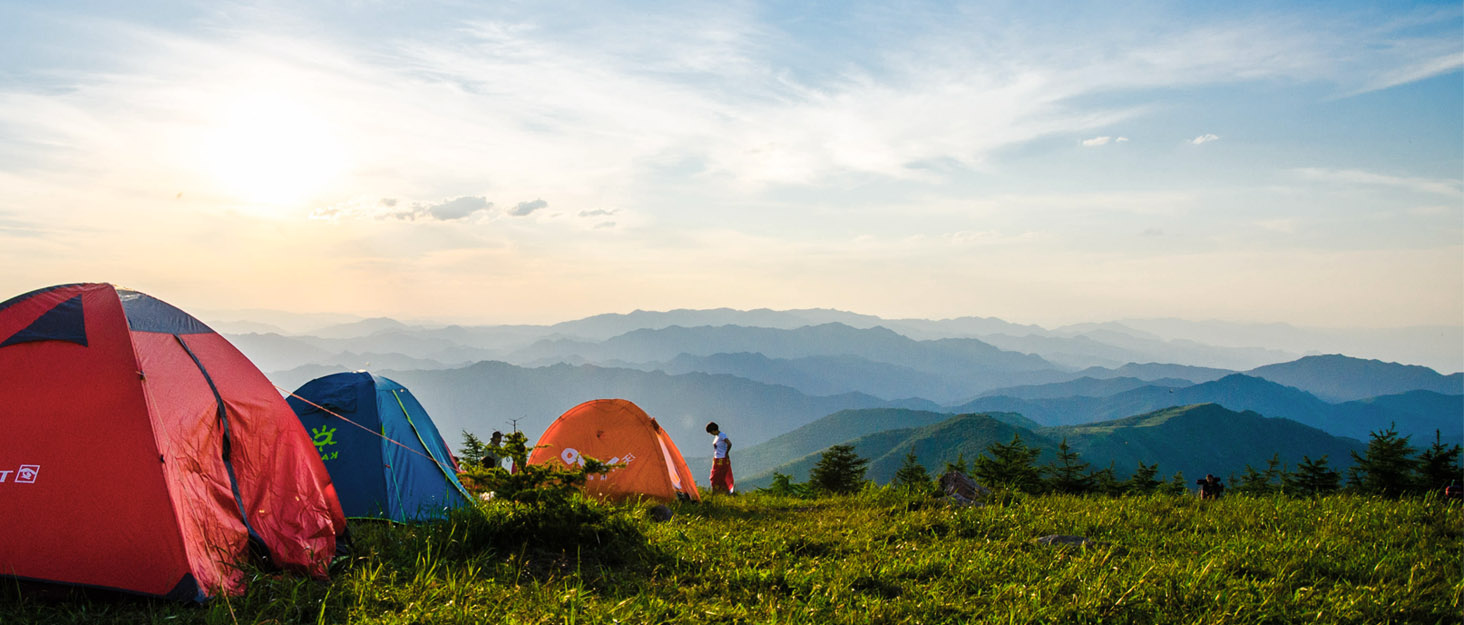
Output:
723,408,1040,481
742,413,1058,488
1052,403,1365,482
740,403,1367,490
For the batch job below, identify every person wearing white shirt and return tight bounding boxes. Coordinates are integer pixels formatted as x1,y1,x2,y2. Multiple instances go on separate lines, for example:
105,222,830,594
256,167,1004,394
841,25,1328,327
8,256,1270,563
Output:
706,421,735,495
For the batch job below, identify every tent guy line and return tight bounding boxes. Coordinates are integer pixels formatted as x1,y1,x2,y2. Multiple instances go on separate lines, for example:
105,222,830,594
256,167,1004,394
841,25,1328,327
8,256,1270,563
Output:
274,383,452,472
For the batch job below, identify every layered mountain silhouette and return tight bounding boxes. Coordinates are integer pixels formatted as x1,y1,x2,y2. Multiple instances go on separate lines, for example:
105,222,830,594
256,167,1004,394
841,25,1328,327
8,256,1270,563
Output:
951,373,1460,443
1246,354,1463,402
224,308,1459,484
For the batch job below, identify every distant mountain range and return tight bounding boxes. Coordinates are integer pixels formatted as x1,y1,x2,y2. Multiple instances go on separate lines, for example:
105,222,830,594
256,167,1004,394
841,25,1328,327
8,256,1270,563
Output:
1246,354,1462,402
212,306,1463,373
508,323,1056,377
953,373,1460,444
218,307,1458,486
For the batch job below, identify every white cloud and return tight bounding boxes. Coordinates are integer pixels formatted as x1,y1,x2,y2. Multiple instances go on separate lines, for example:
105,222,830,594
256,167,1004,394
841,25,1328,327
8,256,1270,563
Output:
1082,136,1129,146
387,196,493,221
509,199,548,217
1191,134,1221,145
428,197,493,220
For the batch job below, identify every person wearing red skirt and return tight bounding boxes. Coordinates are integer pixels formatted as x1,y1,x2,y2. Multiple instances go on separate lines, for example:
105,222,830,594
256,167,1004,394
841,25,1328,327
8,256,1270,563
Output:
707,421,735,495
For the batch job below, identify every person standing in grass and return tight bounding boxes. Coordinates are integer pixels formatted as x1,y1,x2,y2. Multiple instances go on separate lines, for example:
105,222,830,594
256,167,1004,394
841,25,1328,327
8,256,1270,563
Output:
707,421,735,495
1198,474,1224,500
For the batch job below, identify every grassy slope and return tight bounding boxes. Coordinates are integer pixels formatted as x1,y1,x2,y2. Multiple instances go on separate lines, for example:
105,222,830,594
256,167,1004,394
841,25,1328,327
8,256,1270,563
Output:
5,492,1458,624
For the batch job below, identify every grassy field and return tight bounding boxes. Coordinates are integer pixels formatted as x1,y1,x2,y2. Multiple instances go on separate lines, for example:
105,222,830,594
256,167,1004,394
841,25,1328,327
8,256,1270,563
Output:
1,491,1459,624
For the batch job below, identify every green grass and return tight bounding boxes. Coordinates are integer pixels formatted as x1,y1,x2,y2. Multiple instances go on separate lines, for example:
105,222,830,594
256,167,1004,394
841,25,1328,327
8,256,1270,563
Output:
1,492,1459,624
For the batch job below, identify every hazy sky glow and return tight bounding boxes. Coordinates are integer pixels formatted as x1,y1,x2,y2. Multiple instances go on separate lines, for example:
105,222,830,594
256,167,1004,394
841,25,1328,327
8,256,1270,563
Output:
1,1,1460,328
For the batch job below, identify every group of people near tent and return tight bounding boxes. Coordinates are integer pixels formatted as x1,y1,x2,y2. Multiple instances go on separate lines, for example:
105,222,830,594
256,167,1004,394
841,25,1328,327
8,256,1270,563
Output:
0,283,732,602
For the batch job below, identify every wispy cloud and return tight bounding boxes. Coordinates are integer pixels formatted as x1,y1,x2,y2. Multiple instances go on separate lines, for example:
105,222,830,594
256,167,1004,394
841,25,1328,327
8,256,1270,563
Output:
2,3,1455,200
1351,51,1463,96
1292,167,1462,197
0,2,1458,330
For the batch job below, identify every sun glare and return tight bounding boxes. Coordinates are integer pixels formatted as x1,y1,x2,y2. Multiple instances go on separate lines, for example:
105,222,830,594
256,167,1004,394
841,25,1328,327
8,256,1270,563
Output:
206,93,347,209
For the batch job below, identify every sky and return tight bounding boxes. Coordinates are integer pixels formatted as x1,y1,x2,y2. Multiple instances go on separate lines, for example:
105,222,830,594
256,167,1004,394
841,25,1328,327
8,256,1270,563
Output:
0,1,1460,330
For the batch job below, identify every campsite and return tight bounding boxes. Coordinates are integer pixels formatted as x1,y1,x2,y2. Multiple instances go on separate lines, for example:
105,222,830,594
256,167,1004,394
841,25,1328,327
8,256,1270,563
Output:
4,1,1462,622
0,283,1459,624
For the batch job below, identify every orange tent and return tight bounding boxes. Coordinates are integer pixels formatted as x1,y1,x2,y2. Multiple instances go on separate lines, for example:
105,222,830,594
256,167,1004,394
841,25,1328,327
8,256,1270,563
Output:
528,399,701,502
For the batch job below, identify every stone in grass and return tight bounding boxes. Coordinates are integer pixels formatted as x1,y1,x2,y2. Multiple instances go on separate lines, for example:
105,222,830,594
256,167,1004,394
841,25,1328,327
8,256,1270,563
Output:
939,471,990,506
647,504,674,522
1032,535,1119,552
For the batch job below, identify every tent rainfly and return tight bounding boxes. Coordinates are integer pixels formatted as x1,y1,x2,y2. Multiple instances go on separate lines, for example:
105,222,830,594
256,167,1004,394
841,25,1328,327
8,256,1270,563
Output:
288,372,472,522
528,399,700,502
0,283,345,600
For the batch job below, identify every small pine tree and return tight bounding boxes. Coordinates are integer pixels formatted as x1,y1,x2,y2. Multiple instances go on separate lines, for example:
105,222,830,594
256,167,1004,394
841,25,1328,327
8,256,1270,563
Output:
457,431,610,503
1046,438,1093,494
1160,471,1188,496
1415,430,1463,493
1348,424,1417,497
1089,463,1122,496
1263,454,1287,495
809,444,869,494
1235,455,1284,495
1285,455,1340,496
943,453,969,476
1235,464,1271,495
973,434,1045,494
459,430,488,468
893,448,932,491
758,472,812,498
1123,460,1161,495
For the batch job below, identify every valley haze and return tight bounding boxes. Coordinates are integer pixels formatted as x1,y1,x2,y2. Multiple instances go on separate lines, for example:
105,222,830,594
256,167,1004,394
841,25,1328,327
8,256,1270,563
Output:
219,306,1463,488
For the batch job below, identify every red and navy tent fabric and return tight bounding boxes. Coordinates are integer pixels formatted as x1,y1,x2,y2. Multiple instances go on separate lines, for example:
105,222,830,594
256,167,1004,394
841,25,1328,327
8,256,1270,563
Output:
0,283,346,601
288,372,471,522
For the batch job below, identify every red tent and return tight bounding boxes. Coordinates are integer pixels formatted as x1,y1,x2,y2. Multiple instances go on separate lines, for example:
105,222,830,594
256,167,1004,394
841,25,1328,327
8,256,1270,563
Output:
528,399,700,502
0,283,345,600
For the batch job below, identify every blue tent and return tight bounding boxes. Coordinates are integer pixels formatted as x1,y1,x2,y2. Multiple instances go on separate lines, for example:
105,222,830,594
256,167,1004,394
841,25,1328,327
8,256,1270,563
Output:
287,372,471,522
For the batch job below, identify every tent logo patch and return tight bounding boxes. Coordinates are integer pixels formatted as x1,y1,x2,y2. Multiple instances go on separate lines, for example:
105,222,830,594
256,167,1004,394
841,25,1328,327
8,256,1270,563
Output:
559,448,633,481
0,464,39,484
311,426,339,461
